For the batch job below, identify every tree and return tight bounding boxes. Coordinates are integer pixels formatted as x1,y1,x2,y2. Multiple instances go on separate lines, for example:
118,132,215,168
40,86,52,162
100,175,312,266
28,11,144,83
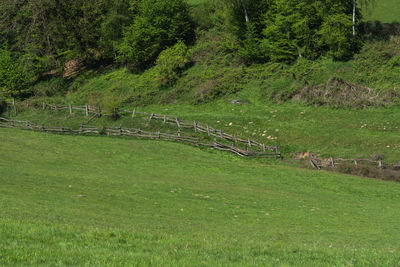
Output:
117,0,194,68
262,0,359,62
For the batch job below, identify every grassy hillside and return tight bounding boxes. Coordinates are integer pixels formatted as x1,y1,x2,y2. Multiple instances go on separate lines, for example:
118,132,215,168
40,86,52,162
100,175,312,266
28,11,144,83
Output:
1,128,400,265
363,0,400,23
9,99,400,164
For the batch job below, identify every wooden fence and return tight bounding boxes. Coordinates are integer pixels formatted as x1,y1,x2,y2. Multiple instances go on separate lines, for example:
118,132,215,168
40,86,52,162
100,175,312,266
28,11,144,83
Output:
309,153,400,170
0,117,280,158
4,101,281,157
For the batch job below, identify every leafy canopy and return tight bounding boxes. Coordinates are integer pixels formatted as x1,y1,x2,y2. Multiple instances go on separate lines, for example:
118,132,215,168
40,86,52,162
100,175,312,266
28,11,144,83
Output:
117,0,194,67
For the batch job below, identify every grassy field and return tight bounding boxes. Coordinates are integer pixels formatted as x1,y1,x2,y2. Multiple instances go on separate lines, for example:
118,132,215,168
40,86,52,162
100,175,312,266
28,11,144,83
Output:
186,0,400,23
363,0,400,23
1,128,400,265
10,98,400,163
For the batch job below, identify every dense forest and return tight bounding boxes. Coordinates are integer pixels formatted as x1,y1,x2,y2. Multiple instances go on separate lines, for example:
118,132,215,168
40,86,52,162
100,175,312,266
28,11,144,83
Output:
0,0,398,107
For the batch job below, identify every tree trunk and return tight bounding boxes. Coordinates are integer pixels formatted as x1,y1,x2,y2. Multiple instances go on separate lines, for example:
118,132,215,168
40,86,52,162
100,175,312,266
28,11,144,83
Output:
240,0,249,23
353,0,356,37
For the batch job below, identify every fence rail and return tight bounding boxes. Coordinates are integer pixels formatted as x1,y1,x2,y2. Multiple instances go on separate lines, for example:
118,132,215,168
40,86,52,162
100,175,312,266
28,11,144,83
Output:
0,117,280,158
4,100,281,157
309,153,400,170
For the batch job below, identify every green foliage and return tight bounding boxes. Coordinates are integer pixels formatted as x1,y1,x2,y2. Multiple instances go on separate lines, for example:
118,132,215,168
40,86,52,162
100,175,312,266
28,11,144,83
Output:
32,77,69,98
117,0,194,67
0,0,137,67
238,23,267,64
101,95,122,119
0,48,36,98
318,14,355,60
262,0,361,62
0,94,5,114
154,41,191,87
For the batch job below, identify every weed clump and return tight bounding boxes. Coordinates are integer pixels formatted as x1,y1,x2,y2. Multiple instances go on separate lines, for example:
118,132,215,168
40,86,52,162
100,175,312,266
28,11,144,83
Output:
101,96,121,120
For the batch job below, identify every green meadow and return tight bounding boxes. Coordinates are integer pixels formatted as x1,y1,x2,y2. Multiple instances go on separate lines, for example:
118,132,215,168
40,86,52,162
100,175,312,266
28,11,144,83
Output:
1,128,400,265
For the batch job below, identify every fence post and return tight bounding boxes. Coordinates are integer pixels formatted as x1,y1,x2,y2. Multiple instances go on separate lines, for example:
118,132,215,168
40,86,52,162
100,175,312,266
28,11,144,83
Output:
330,157,335,168
194,120,197,132
177,128,181,138
42,102,46,110
263,144,266,152
149,113,154,122
132,108,136,119
69,104,73,114
176,118,181,130
85,104,89,116
275,146,280,158
163,115,166,124
207,124,210,136
378,160,382,169
248,139,251,148
97,106,101,117
158,131,161,139
220,130,223,139
11,98,17,116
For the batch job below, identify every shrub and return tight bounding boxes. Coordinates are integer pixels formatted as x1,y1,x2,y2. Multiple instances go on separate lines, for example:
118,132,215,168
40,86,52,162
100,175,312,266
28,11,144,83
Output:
154,41,191,87
101,95,122,120
0,48,36,98
32,77,69,97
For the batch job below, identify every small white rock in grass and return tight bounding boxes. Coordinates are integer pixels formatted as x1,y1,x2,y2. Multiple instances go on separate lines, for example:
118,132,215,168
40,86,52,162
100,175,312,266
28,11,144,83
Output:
228,122,233,126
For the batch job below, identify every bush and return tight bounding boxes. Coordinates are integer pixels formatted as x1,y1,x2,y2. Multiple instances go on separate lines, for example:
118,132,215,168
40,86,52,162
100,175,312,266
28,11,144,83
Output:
0,48,36,98
32,77,69,97
101,95,122,120
154,41,191,87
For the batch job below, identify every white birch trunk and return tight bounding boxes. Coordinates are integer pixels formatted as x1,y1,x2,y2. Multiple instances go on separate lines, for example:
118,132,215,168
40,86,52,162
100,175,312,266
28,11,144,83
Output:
240,0,249,23
353,0,356,37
